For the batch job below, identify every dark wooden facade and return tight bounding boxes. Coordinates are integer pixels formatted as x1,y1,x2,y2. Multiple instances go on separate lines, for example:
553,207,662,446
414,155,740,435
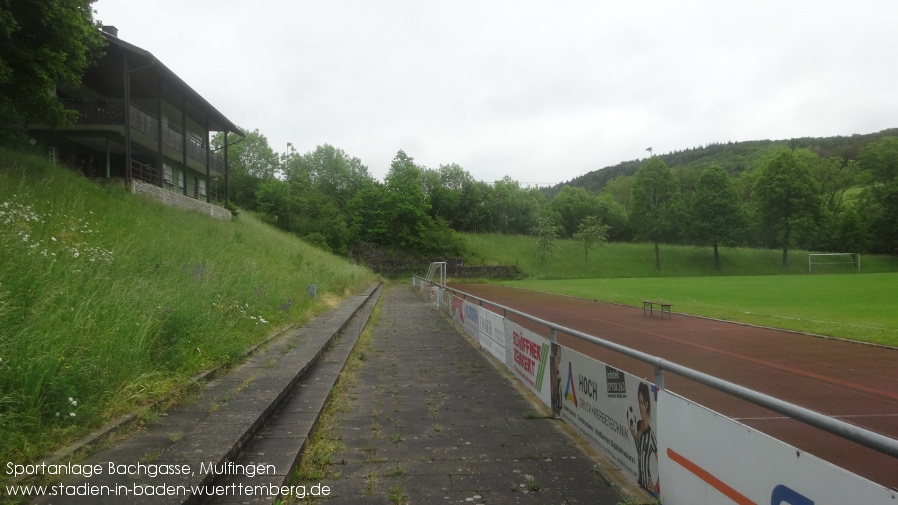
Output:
26,27,244,204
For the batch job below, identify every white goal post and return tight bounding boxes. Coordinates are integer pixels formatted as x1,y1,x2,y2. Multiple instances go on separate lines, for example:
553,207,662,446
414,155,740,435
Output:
808,253,860,273
424,261,447,286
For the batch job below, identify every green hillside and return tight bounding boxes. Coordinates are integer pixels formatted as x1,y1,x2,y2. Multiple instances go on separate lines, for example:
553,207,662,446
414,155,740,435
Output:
0,149,376,463
547,127,898,196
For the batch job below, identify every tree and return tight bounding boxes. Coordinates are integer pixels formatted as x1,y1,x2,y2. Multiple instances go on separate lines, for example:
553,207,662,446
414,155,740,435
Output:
629,157,684,269
213,129,279,210
573,216,609,263
688,165,746,269
492,177,544,234
286,144,371,205
858,136,898,184
603,175,635,212
548,186,599,237
255,179,293,230
531,217,558,264
832,207,869,254
383,150,432,252
753,148,820,266
804,155,857,215
347,179,390,246
857,137,898,253
0,0,106,143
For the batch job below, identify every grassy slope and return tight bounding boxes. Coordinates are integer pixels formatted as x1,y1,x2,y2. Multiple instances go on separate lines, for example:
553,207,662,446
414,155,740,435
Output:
460,233,898,347
0,149,377,463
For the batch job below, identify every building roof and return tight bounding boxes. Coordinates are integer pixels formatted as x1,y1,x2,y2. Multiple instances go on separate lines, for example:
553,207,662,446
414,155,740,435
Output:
101,28,245,138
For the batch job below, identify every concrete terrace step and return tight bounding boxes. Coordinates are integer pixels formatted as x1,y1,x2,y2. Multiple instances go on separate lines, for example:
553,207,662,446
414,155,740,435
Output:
203,284,382,504
35,283,382,505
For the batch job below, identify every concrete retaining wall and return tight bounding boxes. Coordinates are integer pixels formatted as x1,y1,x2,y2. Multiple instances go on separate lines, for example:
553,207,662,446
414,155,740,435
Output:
130,179,231,220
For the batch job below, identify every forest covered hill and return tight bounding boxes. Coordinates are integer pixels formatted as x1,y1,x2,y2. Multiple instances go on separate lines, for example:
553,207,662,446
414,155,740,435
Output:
546,128,898,198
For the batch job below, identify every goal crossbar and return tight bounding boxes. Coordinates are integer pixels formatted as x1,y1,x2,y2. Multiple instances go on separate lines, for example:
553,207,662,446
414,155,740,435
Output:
808,253,860,273
424,261,447,286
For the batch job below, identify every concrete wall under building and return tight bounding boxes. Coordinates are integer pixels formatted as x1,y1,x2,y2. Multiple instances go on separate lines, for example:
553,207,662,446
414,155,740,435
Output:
130,179,231,220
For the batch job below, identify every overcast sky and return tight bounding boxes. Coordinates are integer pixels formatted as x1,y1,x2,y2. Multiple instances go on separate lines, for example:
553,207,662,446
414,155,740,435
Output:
92,1,898,185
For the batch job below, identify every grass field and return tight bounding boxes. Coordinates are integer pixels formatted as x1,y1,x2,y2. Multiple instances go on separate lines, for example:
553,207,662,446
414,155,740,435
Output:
500,274,898,347
461,233,898,279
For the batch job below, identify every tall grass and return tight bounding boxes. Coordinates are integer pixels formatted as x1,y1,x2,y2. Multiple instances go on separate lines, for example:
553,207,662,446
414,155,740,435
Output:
0,149,376,464
461,233,898,279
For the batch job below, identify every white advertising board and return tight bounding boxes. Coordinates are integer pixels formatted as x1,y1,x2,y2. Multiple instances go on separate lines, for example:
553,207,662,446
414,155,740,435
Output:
557,346,660,498
658,390,896,505
450,294,464,326
504,320,552,407
478,308,506,362
462,300,481,341
438,289,451,314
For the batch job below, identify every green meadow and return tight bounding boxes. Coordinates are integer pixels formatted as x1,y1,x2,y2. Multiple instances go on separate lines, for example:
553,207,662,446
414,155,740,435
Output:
0,149,376,464
460,233,898,347
501,275,898,347
462,233,898,279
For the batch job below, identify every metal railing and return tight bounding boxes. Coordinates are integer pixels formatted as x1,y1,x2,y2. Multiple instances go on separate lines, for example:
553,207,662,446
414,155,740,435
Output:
130,160,224,204
131,159,159,186
61,98,227,176
415,277,898,460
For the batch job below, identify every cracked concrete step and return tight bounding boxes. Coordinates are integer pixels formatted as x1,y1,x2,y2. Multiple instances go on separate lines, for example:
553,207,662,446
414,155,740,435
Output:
202,283,382,504
35,283,381,505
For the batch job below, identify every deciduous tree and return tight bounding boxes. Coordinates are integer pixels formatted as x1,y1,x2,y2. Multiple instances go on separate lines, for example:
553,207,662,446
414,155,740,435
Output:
213,129,279,210
689,164,746,269
531,217,559,264
383,150,432,252
573,216,609,263
753,148,820,266
629,157,684,269
0,0,106,143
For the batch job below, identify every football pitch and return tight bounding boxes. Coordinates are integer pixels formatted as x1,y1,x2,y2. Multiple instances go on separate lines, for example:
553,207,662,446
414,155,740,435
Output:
500,272,898,347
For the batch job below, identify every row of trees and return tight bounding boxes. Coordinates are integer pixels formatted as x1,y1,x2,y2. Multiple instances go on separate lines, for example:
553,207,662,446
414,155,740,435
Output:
217,130,554,256
218,129,898,267
3,3,896,267
627,141,898,268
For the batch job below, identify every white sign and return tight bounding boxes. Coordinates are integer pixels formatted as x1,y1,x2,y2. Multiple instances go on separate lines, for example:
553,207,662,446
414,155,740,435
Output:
478,308,506,362
658,390,896,505
557,347,660,497
504,320,552,407
450,294,464,326
462,300,480,341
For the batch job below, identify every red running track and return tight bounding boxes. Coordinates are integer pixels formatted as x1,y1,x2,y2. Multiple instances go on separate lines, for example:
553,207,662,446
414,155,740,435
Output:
449,283,898,489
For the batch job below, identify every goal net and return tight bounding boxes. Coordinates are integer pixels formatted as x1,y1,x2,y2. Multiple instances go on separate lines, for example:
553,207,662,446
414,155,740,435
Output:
424,261,447,286
808,253,860,273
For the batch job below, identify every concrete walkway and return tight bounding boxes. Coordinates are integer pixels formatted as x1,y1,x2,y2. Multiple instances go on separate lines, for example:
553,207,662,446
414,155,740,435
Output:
320,285,625,504
22,284,629,505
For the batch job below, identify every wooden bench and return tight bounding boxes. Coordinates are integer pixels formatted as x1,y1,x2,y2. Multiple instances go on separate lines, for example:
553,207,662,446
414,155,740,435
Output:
643,300,672,319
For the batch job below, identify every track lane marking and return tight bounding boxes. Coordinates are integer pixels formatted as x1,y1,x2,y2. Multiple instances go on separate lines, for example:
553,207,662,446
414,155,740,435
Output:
506,301,898,404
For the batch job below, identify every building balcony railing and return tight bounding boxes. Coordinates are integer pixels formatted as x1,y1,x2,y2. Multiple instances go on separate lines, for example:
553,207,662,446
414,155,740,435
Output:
60,98,227,176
